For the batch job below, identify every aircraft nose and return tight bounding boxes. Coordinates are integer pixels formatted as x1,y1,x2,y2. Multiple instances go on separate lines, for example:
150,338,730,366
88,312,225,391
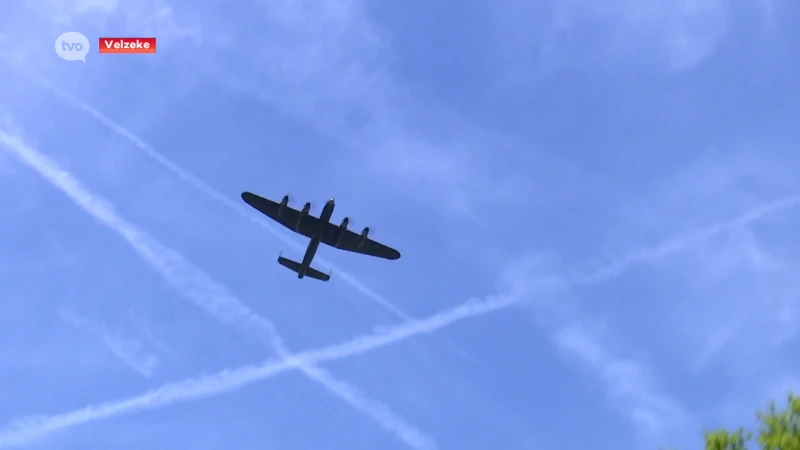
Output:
329,197,335,204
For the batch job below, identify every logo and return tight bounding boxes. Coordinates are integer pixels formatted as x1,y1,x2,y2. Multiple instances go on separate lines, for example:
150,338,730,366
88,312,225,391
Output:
55,31,90,62
99,38,157,54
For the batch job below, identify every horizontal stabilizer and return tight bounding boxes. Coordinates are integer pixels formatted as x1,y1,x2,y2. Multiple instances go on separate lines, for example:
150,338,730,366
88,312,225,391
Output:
277,256,331,282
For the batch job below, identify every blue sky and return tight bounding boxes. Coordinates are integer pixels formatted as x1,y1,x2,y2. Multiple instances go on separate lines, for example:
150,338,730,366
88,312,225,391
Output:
0,0,798,449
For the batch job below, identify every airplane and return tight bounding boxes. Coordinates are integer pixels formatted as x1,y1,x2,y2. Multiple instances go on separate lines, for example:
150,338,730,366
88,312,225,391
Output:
240,191,401,281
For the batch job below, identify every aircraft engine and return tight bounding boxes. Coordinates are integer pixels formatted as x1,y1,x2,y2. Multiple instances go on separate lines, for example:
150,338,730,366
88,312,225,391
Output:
360,227,369,244
278,195,289,216
335,217,349,247
295,202,311,232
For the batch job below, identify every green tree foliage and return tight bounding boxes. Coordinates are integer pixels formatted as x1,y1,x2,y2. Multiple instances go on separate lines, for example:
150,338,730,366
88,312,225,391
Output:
697,393,800,450
704,428,751,450
755,393,800,450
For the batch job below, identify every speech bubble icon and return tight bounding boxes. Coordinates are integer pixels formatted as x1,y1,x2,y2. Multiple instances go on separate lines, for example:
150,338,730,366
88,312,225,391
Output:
55,31,90,62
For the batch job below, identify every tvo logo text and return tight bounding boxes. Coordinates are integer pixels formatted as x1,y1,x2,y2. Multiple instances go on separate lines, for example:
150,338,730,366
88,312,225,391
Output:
55,31,90,62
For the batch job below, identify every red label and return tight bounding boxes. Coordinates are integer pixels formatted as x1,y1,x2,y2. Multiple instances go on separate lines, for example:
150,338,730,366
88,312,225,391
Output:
98,37,156,54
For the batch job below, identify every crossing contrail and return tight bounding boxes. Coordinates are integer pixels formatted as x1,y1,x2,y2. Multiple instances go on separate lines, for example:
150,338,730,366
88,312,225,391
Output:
0,129,436,450
17,70,478,365
0,289,534,448
3,124,798,447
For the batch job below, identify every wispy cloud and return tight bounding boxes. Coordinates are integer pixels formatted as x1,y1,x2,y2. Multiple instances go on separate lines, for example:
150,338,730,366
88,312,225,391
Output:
12,79,800,445
553,322,690,443
0,128,435,450
665,221,800,373
492,0,742,80
3,1,796,448
576,193,800,284
126,310,178,361
13,70,477,365
60,310,159,379
7,137,795,446
0,281,557,448
499,184,800,443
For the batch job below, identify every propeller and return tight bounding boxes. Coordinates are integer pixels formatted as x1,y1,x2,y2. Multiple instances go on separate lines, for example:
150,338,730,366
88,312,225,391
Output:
346,218,376,237
303,196,317,211
279,193,295,206
284,193,316,211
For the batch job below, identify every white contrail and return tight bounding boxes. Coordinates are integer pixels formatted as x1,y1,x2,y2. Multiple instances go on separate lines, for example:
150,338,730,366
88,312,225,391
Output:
0,130,435,450
25,73,800,323
18,71,477,365
3,128,798,447
12,73,800,446
577,194,800,284
0,291,528,448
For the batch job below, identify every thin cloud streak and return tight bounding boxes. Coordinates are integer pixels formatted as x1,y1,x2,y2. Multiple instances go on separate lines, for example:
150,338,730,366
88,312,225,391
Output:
16,69,477,365
23,74,800,325
20,76,800,442
3,116,794,444
0,129,435,450
126,311,179,360
0,290,533,448
553,323,689,442
576,195,800,284
60,310,159,379
10,77,799,445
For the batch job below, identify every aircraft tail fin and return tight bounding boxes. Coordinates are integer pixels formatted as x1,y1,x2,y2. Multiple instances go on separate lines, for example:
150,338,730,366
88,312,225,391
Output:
277,255,331,282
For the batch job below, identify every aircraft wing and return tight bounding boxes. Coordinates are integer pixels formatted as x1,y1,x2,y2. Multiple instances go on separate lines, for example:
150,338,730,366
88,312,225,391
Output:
242,191,400,260
321,226,401,260
241,191,319,238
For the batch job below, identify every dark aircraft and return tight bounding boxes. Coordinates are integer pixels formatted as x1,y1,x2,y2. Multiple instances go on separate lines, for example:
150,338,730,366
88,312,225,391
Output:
241,191,401,281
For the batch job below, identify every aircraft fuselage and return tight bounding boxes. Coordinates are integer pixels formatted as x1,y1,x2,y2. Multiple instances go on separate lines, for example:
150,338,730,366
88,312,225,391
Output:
298,198,335,278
